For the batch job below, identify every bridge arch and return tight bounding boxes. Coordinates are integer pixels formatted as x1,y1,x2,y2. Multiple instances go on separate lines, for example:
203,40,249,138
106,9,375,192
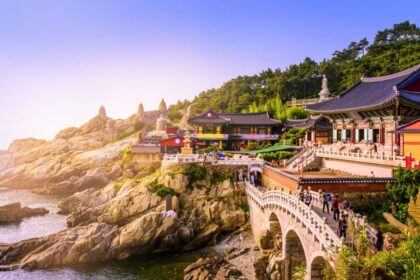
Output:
268,212,283,251
309,255,327,280
284,229,307,280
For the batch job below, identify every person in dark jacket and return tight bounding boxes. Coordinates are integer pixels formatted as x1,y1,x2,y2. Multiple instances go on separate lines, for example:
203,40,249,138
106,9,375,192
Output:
374,226,384,252
338,215,348,239
322,190,330,213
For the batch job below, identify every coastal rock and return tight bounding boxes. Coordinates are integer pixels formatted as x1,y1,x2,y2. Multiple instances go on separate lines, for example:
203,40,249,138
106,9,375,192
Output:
0,165,249,270
220,210,246,232
0,202,48,223
184,256,246,280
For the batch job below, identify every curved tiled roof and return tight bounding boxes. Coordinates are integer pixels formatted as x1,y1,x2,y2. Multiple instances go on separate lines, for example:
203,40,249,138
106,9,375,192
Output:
307,65,420,113
284,116,331,129
189,110,281,126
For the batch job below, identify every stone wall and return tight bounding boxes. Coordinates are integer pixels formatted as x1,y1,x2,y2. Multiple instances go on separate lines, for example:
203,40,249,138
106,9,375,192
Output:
321,158,395,177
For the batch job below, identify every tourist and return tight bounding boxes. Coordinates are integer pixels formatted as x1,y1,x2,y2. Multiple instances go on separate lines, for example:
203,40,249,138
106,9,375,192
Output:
332,196,341,221
298,189,304,202
238,169,244,182
322,189,330,213
338,215,348,239
374,226,384,252
304,191,312,206
250,174,255,185
373,143,378,154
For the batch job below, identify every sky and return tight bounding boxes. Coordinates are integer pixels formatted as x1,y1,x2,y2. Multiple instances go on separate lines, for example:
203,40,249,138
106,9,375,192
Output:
0,0,419,149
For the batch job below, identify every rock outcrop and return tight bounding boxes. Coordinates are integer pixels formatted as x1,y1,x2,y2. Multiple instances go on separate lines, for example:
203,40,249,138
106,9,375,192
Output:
0,202,48,223
0,164,249,270
0,105,162,194
184,256,246,280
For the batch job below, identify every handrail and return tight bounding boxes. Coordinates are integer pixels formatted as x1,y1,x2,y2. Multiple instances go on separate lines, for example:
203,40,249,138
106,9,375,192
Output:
162,153,265,166
245,182,377,255
315,147,405,166
245,182,343,251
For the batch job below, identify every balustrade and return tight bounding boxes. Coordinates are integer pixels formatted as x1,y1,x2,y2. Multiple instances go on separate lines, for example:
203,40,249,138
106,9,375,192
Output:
246,182,378,256
315,147,405,166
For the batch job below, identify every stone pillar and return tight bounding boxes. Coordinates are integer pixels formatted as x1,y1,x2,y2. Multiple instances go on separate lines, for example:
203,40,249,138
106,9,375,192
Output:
311,130,315,143
166,194,172,211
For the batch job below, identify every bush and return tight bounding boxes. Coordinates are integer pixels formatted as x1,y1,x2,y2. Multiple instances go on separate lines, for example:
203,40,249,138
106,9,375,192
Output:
259,151,294,162
240,202,249,213
120,146,133,166
149,181,180,198
183,164,207,188
210,171,226,186
284,128,306,145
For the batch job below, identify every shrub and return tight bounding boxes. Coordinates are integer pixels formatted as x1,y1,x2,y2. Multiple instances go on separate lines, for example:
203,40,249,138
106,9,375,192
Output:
240,202,249,213
120,146,133,166
184,164,206,188
210,171,226,186
259,151,294,162
148,181,180,198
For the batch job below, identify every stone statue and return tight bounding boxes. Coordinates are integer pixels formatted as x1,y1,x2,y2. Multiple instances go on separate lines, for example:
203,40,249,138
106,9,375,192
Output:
159,98,167,113
156,112,168,131
98,105,107,120
178,104,192,130
136,102,146,122
319,74,331,101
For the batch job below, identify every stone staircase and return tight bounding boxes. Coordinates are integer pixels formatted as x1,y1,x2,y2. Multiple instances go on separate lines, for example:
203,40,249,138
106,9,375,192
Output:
285,149,319,171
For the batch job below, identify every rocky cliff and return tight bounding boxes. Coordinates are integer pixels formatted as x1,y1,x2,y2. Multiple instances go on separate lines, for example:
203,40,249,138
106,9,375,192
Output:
0,105,160,194
0,164,248,270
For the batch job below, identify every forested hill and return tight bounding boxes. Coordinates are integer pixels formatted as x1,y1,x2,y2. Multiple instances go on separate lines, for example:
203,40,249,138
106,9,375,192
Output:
167,21,420,122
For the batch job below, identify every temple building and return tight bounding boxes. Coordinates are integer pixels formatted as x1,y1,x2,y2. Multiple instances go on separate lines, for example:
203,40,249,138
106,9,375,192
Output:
188,109,281,150
283,115,332,144
306,65,420,155
393,118,420,168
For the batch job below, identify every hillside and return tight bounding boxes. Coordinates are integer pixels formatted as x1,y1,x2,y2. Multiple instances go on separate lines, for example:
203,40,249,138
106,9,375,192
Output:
167,21,420,122
0,104,160,194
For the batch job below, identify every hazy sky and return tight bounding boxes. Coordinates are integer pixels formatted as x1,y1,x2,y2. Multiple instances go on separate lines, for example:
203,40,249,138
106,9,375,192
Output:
0,0,419,149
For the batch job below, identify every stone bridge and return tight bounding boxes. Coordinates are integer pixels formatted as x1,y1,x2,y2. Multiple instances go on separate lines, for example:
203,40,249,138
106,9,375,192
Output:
246,182,343,280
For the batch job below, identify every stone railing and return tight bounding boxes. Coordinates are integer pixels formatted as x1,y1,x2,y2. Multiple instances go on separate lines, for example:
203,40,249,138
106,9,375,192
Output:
315,147,405,167
245,182,344,251
299,187,377,246
246,183,378,254
163,154,265,167
286,149,315,170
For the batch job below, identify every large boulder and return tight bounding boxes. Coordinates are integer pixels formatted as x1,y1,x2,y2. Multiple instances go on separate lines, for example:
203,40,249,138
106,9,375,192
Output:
0,202,48,223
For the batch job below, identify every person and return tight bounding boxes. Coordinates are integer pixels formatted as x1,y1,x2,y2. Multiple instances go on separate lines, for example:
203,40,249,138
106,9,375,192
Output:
373,143,378,154
338,215,348,239
238,169,243,182
250,174,255,185
298,189,304,202
332,196,341,221
374,226,384,252
304,191,312,206
322,190,330,213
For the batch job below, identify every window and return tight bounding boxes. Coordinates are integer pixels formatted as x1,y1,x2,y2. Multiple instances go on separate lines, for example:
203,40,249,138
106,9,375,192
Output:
336,129,342,142
358,129,366,142
346,129,352,142
373,129,381,143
